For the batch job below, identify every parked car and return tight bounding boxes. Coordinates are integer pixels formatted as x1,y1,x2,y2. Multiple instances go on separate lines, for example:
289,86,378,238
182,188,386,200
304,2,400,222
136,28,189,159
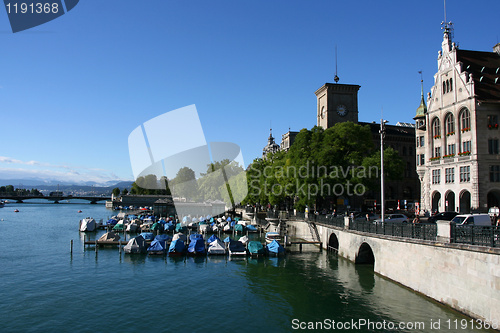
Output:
354,212,380,221
374,214,409,223
427,211,458,223
451,214,492,226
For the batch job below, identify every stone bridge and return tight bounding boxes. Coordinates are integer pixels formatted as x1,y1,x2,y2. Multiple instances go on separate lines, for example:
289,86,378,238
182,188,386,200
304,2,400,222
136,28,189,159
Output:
284,218,500,325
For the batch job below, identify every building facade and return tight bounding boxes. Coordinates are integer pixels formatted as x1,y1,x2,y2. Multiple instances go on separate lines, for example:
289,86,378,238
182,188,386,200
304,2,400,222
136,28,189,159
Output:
415,23,500,213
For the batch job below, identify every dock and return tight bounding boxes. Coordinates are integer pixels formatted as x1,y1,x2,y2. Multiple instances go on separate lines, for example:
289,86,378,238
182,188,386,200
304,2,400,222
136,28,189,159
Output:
286,240,323,252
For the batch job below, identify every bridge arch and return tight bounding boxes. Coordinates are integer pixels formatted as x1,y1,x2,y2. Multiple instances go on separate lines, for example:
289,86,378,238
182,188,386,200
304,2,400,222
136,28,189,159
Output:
355,242,375,265
328,232,339,252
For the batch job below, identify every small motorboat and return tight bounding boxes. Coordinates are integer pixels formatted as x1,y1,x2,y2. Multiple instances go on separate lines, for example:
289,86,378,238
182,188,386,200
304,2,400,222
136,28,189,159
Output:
248,241,265,256
14,209,19,213
168,239,186,256
266,240,285,256
265,232,281,244
77,210,82,213
147,239,166,255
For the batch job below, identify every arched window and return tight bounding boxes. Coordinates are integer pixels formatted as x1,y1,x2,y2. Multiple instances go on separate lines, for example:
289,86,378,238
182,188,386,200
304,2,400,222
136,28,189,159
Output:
432,117,441,138
445,113,455,135
443,81,446,93
449,78,453,91
460,108,470,131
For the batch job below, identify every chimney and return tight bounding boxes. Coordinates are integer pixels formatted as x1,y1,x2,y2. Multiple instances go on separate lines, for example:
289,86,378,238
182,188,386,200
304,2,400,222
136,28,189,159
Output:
494,43,500,55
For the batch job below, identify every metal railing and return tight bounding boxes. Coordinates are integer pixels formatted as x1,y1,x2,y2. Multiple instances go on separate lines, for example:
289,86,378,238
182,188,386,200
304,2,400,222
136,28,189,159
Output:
349,220,437,241
451,225,499,247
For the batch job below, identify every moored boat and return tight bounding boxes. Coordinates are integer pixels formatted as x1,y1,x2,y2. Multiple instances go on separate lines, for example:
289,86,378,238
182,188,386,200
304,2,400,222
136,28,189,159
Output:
147,239,166,255
248,241,265,256
79,217,96,232
228,240,247,256
266,239,285,256
168,239,186,256
123,235,147,254
265,232,281,244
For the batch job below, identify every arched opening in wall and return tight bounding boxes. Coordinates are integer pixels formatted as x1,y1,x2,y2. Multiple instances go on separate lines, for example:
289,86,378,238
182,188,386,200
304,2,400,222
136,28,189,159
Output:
355,242,375,265
459,190,471,213
445,191,456,212
328,233,339,253
432,191,441,213
487,190,500,209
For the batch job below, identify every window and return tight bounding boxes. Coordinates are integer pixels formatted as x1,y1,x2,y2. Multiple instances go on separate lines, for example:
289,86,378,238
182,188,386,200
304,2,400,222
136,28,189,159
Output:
432,117,441,138
420,154,425,166
403,146,407,156
490,165,500,182
460,166,470,182
432,169,441,184
462,140,471,153
488,139,499,154
446,144,456,156
442,78,453,93
488,115,498,129
434,147,441,158
445,168,455,183
416,136,424,147
445,113,455,135
460,109,470,131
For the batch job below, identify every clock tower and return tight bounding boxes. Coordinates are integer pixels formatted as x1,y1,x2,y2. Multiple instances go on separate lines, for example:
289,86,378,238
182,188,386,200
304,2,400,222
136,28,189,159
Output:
315,82,360,128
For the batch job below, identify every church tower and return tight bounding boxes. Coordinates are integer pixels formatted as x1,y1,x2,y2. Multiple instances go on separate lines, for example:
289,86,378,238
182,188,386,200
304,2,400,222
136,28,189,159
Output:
315,82,360,129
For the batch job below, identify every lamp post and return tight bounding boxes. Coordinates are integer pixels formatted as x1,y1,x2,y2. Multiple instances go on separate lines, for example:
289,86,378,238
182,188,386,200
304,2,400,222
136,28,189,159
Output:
380,119,388,222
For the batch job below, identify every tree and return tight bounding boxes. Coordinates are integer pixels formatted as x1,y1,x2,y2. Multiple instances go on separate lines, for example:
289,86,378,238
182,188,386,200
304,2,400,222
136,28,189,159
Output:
112,187,121,197
122,188,129,195
172,167,197,200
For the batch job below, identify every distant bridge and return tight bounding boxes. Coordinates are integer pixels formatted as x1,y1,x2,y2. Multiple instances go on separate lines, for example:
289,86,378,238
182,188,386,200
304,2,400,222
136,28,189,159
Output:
0,194,110,204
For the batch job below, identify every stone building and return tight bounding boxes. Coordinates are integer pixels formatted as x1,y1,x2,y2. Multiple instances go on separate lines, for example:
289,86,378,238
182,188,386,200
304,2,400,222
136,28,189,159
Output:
314,80,419,211
415,23,500,214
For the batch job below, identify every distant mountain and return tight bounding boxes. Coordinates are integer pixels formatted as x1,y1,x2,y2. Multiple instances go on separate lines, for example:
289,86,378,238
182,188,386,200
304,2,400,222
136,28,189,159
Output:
0,179,134,195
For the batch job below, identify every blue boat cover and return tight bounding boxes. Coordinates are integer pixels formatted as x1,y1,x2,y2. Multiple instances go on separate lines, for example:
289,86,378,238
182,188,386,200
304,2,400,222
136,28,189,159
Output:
189,234,204,241
235,217,240,222
223,236,232,243
158,219,166,225
155,234,172,242
188,238,206,254
248,241,264,254
107,218,118,226
182,216,190,223
266,240,285,254
230,221,236,227
169,239,185,253
140,232,155,241
209,217,214,222
234,224,245,232
227,217,232,222
176,224,187,233
229,240,246,252
151,222,162,231
164,222,175,231
147,239,165,252
246,225,257,231
207,234,220,243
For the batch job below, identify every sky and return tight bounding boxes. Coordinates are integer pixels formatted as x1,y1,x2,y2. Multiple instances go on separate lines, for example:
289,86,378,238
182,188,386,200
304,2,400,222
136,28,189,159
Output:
1,0,499,185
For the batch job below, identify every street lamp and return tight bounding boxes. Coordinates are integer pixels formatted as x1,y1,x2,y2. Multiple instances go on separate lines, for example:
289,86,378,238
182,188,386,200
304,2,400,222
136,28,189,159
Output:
380,119,388,222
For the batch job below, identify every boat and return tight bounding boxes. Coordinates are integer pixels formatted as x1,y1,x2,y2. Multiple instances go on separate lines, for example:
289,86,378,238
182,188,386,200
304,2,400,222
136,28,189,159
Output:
168,239,186,256
172,232,187,243
77,210,82,213
188,238,206,255
139,232,155,241
248,241,265,256
228,240,247,256
147,239,166,255
207,234,220,244
98,232,121,242
238,235,249,246
234,223,245,233
112,221,125,232
207,239,226,255
14,209,19,213
123,235,147,254
266,240,285,256
246,224,258,233
79,217,96,232
265,232,281,244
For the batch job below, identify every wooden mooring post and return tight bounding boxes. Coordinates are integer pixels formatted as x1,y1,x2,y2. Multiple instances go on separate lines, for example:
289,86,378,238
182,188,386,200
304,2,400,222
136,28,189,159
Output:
70,239,73,255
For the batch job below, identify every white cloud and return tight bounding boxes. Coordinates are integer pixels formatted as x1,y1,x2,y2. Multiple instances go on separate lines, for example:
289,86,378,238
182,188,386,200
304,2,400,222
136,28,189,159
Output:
0,156,132,185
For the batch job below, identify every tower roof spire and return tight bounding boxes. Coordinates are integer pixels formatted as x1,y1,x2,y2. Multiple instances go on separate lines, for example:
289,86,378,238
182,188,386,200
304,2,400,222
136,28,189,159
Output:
415,71,427,118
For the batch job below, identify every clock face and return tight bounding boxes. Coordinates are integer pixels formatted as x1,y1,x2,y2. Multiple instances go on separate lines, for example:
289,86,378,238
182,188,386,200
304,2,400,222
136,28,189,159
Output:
337,104,348,117
321,107,327,119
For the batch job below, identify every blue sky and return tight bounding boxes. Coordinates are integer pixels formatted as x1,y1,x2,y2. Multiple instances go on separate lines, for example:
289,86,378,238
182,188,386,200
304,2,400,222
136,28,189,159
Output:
1,0,499,185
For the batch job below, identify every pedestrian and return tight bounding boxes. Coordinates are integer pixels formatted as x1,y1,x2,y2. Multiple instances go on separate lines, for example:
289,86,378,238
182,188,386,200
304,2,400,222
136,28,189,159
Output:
365,213,370,222
412,215,420,224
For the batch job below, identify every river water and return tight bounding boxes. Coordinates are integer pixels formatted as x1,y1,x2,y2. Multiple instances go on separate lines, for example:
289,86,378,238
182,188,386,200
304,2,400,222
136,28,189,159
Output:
0,202,494,332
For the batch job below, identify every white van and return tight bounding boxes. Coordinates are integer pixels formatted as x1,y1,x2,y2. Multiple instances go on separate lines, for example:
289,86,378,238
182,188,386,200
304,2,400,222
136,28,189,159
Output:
451,214,492,226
